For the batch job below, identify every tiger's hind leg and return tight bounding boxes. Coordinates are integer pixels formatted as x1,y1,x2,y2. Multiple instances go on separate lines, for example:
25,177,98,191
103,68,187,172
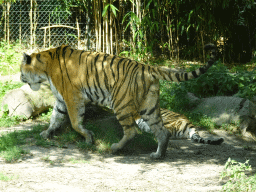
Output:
140,109,170,159
139,83,170,159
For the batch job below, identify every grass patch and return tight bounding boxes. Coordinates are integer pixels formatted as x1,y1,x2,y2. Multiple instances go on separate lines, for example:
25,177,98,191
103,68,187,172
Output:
1,146,29,163
0,172,13,181
0,124,47,162
0,119,157,161
0,113,24,128
0,41,23,76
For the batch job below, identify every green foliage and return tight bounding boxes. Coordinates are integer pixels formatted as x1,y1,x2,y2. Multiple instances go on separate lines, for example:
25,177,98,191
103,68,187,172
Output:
220,158,256,192
0,41,22,76
159,62,256,131
0,112,23,127
0,81,23,103
39,108,53,122
0,172,13,181
181,62,239,97
160,62,256,102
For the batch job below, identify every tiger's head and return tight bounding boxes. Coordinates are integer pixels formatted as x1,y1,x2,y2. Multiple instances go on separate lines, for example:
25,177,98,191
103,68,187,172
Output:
20,52,48,91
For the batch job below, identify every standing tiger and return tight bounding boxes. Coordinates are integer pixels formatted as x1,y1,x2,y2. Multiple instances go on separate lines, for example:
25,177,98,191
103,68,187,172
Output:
136,108,224,145
20,44,216,159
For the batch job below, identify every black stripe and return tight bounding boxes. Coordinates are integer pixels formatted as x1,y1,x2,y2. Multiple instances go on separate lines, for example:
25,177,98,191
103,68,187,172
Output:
175,73,181,82
149,119,162,127
83,89,93,102
55,48,65,95
62,46,69,58
49,52,54,60
110,56,117,79
114,100,134,114
69,49,74,57
147,102,159,116
140,109,147,116
168,71,173,81
79,50,86,65
56,107,67,115
117,113,133,122
199,67,206,74
185,73,188,81
192,71,198,78
102,54,110,91
36,54,43,64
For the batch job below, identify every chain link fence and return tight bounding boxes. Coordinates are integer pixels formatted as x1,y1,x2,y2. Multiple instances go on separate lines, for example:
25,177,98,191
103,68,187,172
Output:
0,0,88,50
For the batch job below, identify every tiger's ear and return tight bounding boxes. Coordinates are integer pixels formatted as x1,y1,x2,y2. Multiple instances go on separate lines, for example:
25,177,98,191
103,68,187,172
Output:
22,53,31,65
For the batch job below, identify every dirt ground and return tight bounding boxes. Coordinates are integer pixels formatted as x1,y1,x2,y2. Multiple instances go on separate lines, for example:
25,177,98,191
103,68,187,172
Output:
0,74,256,191
0,122,256,192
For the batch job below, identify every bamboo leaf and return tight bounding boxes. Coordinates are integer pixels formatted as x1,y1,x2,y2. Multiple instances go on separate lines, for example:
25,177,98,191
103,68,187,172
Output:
110,4,119,17
145,0,153,10
102,4,110,17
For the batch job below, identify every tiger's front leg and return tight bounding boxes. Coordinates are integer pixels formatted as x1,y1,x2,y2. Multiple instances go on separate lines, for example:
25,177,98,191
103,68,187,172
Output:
40,99,69,139
65,99,94,145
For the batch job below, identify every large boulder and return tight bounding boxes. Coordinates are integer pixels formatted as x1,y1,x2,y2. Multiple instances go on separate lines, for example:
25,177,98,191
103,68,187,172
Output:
187,93,256,140
2,83,55,119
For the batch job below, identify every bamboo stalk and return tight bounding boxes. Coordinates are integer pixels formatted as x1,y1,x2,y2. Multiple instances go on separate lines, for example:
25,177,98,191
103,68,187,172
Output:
7,2,10,45
110,11,113,54
4,3,6,42
99,1,102,52
94,1,98,51
77,17,80,49
49,15,50,47
30,0,33,49
114,19,118,55
102,2,105,52
33,0,37,47
19,4,22,45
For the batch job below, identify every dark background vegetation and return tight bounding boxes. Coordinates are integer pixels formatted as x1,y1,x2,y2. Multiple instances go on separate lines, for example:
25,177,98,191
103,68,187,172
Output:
1,0,256,63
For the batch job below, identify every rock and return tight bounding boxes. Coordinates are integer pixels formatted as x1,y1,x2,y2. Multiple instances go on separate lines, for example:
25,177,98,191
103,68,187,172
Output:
2,83,55,119
187,93,256,140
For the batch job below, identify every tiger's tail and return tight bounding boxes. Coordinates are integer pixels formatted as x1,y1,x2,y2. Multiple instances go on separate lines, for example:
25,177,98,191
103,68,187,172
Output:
153,44,216,82
190,132,224,145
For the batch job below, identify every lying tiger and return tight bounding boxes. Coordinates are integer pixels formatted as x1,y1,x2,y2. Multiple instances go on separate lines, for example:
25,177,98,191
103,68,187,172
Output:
20,44,216,159
136,108,224,145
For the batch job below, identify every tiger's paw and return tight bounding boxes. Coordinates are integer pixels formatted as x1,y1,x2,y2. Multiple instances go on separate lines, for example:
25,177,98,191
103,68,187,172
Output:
84,130,94,145
150,152,165,159
110,143,120,153
40,130,49,139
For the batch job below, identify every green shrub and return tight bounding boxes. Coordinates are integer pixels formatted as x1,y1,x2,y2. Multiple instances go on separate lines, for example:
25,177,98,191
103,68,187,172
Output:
220,158,256,192
160,62,256,101
0,41,22,76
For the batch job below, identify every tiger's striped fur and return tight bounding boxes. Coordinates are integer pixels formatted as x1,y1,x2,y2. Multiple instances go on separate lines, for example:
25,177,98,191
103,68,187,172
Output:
136,108,224,145
20,44,216,159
